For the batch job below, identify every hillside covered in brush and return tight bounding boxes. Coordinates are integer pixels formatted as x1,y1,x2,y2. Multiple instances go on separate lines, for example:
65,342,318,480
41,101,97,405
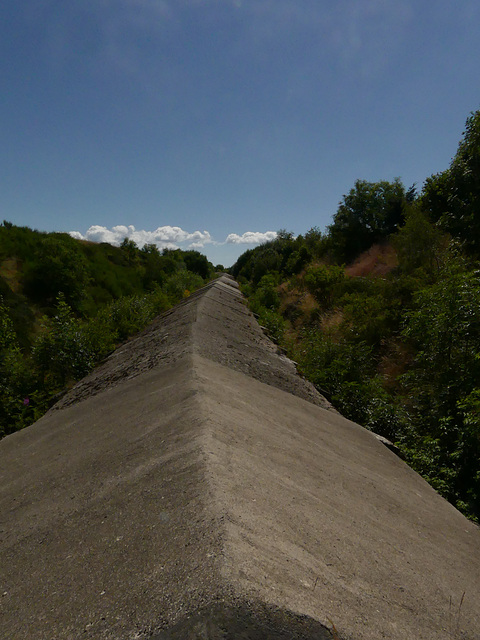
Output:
232,108,480,521
0,226,215,437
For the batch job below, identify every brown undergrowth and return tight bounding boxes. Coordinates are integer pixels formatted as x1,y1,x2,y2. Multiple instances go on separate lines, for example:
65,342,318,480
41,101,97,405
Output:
345,243,398,278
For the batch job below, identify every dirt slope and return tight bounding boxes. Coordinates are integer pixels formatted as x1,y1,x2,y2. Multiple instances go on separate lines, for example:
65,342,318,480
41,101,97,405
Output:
0,276,479,640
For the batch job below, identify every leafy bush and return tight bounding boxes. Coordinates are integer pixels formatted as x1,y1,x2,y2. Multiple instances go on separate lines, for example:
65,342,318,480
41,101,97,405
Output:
0,299,39,436
107,295,155,342
304,264,346,309
33,295,95,388
294,330,374,420
392,205,446,279
258,308,286,344
399,266,480,518
249,274,281,313
164,270,204,300
339,289,393,348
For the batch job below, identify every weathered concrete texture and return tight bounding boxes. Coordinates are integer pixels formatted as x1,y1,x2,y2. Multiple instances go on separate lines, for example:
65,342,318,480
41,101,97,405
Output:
51,277,331,412
1,276,479,640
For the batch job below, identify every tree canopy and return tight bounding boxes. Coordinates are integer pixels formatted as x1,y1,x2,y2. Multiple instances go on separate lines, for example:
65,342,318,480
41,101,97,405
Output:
327,178,408,263
422,110,480,255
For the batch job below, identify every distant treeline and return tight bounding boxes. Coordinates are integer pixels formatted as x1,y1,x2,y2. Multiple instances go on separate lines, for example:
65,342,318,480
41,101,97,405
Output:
0,225,215,437
231,108,480,522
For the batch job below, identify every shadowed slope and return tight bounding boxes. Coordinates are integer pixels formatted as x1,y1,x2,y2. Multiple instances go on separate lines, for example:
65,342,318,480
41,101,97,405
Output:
1,276,479,640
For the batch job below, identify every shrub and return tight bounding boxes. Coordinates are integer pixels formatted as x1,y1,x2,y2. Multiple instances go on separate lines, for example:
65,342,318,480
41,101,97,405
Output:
304,264,346,309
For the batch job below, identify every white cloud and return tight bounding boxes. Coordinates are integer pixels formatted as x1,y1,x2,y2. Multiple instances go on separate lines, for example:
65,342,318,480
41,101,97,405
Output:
225,231,277,244
70,225,278,251
70,224,213,250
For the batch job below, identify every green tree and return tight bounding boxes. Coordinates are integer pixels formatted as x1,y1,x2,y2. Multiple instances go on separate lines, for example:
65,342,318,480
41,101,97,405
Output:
285,246,311,275
392,205,447,279
140,244,166,289
23,235,89,312
120,237,140,266
183,250,212,280
327,178,407,263
0,297,16,351
421,109,480,255
304,226,326,258
251,248,282,284
340,289,392,348
164,270,204,300
401,266,480,517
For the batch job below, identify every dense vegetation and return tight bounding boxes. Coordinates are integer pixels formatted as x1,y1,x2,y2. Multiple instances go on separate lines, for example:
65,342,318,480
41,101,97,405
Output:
232,108,480,521
0,225,215,437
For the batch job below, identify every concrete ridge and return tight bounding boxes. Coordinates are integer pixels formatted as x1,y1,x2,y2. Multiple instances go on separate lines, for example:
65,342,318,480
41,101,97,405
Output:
1,276,479,640
52,275,331,413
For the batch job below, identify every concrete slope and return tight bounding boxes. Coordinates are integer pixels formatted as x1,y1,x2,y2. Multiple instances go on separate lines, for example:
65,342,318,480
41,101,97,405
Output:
0,276,479,640
196,354,480,640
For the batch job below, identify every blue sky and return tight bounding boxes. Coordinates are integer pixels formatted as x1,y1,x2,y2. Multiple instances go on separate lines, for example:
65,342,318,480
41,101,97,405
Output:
1,1,479,266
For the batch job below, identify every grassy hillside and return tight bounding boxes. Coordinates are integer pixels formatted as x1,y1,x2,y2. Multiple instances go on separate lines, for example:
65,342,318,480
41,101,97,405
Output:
0,223,215,437
231,108,480,522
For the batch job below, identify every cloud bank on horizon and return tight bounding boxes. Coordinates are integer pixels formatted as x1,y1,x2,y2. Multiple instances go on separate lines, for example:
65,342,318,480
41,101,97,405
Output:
69,225,277,252
225,231,278,244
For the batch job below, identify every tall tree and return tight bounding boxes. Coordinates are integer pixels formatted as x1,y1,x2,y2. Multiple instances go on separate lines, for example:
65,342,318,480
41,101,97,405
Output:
23,235,89,312
392,205,447,279
327,178,407,263
401,265,480,516
422,109,480,255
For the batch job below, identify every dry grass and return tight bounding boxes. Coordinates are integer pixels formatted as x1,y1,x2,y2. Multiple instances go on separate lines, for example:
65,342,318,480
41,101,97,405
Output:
0,257,22,292
346,243,398,278
278,284,320,329
327,617,340,639
298,291,317,316
319,309,344,333
378,340,414,392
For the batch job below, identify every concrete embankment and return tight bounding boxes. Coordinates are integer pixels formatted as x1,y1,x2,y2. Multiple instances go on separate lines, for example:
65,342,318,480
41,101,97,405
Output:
1,276,479,640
